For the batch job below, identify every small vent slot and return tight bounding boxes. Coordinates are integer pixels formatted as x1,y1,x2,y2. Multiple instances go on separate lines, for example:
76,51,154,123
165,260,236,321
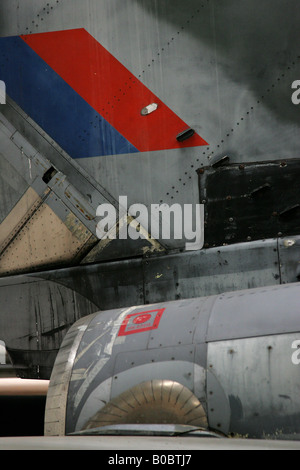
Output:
42,166,57,184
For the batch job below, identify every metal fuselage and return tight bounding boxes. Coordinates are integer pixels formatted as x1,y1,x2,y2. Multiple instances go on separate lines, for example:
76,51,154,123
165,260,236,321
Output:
0,0,299,438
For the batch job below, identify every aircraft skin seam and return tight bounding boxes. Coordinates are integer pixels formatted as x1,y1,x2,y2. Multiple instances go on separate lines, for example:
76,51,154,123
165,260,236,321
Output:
163,55,300,202
23,0,59,35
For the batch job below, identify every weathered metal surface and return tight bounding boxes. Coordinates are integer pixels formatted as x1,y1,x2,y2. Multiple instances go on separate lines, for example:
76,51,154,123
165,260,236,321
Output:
0,0,299,440
198,160,300,247
55,300,209,434
207,283,300,342
0,0,299,258
0,234,299,379
0,200,95,275
0,109,165,274
278,237,300,285
0,152,29,225
0,113,166,276
0,275,99,378
29,236,282,309
43,282,300,437
207,333,300,437
0,187,42,248
44,314,95,437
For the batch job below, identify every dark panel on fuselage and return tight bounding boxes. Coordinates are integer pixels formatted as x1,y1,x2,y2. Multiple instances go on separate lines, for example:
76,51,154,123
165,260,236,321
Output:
198,159,300,247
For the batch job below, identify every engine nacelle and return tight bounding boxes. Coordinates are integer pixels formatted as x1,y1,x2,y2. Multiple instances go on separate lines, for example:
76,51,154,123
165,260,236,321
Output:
44,282,300,439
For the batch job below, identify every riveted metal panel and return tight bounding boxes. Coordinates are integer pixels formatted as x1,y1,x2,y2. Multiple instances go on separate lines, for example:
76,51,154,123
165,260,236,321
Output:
207,333,300,438
0,107,165,264
0,199,95,276
0,153,29,225
207,283,300,342
0,187,41,248
198,160,300,248
143,238,280,303
147,298,202,349
35,258,145,310
1,0,299,256
112,356,195,399
278,235,300,284
206,369,231,435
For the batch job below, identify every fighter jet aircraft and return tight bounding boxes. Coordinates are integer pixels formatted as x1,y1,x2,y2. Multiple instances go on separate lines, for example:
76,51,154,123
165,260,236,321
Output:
0,0,299,441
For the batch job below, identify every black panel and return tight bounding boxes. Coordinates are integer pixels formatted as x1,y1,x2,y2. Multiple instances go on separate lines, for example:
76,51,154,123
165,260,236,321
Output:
198,159,300,247
0,396,46,436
